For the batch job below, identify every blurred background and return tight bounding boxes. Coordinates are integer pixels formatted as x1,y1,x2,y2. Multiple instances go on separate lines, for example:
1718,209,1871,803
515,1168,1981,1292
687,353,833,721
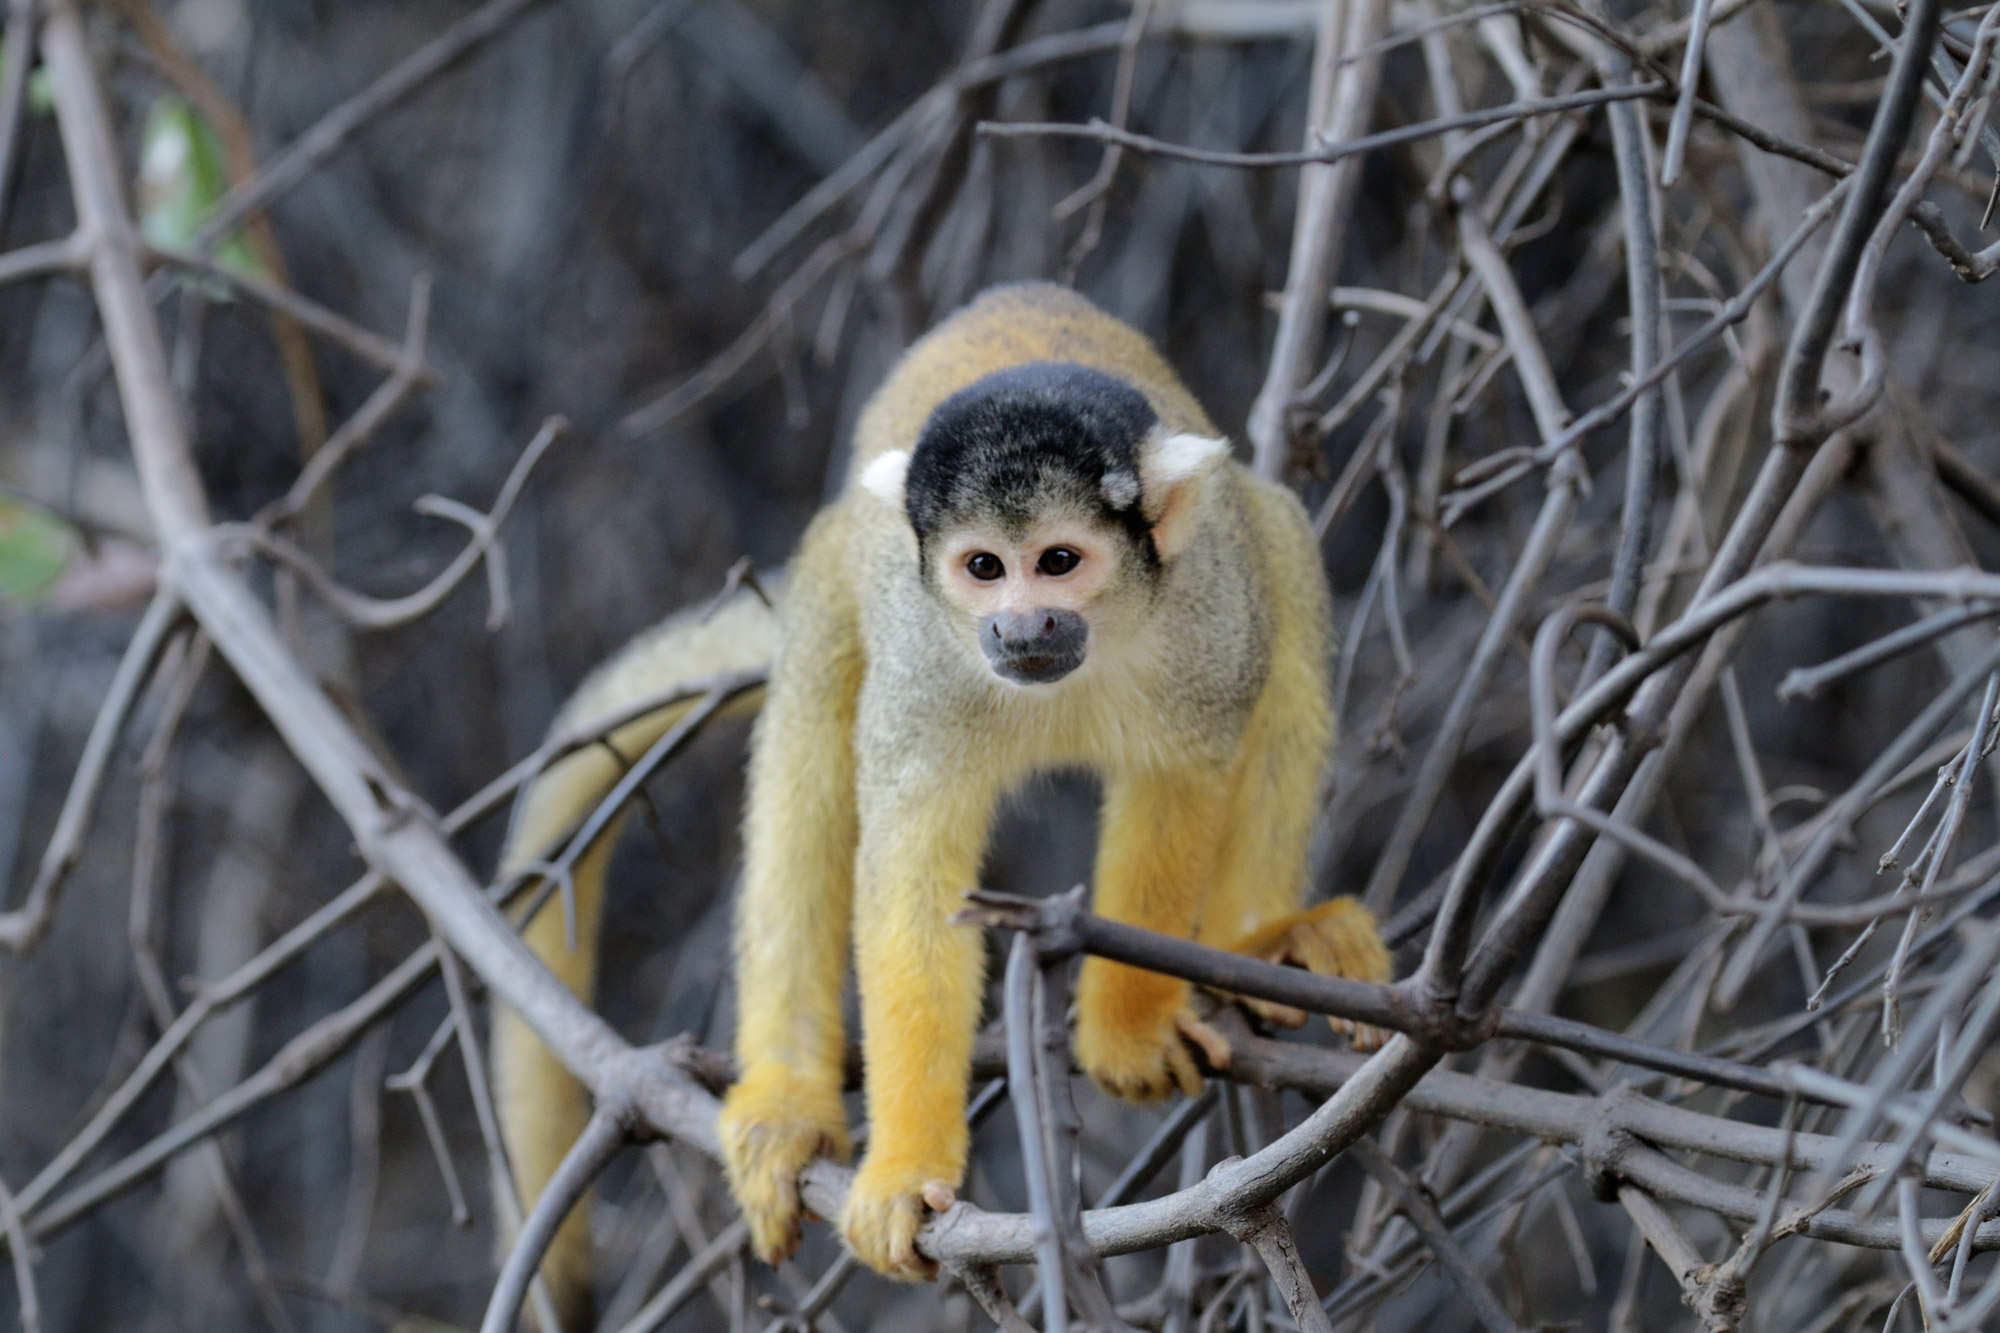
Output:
4,0,2000,1328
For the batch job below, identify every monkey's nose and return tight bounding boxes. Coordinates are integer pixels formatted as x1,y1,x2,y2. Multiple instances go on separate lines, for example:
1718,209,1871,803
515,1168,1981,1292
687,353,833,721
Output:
979,608,1087,684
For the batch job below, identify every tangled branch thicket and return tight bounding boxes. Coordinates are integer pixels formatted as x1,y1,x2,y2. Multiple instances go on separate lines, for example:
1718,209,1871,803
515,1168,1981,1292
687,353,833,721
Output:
8,0,2000,1326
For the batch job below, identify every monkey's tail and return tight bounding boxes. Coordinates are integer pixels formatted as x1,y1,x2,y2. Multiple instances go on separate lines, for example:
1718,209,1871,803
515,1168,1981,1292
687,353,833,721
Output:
490,579,781,1329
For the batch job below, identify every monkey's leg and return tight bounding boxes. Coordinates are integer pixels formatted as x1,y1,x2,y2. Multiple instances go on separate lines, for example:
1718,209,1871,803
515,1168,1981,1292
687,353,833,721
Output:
1201,631,1391,1044
1076,764,1231,1101
840,783,995,1280
719,510,865,1268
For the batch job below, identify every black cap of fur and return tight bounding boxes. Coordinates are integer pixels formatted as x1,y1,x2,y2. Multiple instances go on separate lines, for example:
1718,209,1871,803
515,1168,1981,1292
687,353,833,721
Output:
905,362,1158,560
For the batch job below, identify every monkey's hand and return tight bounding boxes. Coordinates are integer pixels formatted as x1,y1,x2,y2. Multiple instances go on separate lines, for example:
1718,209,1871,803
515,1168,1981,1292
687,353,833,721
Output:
718,1064,851,1266
1224,897,1394,1050
1074,962,1216,1101
839,1154,960,1280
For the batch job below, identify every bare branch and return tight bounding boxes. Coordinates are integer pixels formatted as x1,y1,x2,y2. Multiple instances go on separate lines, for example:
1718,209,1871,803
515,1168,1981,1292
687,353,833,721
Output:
0,590,180,953
188,0,555,255
981,83,1662,172
1245,0,1390,479
244,414,561,631
0,232,86,287
613,1220,749,1333
0,1174,38,1333
481,1106,628,1333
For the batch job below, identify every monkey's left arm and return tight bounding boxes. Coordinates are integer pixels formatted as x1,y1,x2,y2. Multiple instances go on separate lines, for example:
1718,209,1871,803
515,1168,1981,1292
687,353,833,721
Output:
1205,477,1391,1034
839,756,1002,1279
1075,761,1236,1100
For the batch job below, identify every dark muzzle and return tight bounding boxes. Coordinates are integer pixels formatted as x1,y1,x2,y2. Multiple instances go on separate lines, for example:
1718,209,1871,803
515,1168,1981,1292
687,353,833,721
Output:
980,608,1087,684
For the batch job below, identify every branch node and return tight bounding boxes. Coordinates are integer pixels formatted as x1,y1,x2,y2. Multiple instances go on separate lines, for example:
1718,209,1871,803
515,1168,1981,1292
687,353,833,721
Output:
1581,1095,1644,1202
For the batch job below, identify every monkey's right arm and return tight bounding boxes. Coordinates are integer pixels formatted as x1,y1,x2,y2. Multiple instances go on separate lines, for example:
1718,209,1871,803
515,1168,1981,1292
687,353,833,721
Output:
719,502,867,1266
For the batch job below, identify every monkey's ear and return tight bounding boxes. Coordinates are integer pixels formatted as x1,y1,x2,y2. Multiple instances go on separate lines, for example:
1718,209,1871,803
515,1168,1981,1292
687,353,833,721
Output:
1140,431,1230,559
858,450,911,509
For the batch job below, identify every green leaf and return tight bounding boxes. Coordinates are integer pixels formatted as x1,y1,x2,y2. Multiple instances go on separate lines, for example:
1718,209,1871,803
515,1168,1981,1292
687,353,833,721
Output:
0,498,74,605
137,94,263,284
0,42,53,115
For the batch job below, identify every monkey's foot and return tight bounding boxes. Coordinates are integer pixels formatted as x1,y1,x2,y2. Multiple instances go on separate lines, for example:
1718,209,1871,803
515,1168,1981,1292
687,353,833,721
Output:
839,1156,960,1280
1224,897,1394,1050
718,1067,850,1266
1174,1010,1233,1069
1075,969,1212,1101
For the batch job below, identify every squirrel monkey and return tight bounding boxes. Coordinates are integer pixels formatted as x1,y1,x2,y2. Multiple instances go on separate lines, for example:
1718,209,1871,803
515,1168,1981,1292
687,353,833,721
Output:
492,283,1390,1315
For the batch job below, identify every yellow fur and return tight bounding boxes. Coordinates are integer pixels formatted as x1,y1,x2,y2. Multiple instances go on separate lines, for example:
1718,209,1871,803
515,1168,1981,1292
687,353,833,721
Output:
1074,763,1232,1102
496,284,1393,1310
716,504,865,1266
726,283,1388,1278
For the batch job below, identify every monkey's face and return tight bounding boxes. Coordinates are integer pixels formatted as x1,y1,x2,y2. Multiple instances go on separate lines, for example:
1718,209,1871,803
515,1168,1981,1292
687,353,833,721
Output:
930,511,1129,685
857,361,1234,688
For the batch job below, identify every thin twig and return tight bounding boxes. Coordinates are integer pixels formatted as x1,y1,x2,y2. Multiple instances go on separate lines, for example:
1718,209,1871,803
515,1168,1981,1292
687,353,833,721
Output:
257,271,435,527
1350,1138,1523,1333
244,415,562,631
0,590,180,952
982,83,1665,171
0,1175,38,1333
1246,0,1391,478
0,232,87,287
188,0,555,255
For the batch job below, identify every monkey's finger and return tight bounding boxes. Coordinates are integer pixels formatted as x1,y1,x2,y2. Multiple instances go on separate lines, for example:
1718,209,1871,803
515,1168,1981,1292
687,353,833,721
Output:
1165,1040,1206,1099
1290,899,1394,983
840,1186,936,1282
744,1195,804,1267
1289,927,1363,983
921,1179,958,1212
1239,994,1310,1029
1175,1011,1233,1071
1331,1016,1391,1052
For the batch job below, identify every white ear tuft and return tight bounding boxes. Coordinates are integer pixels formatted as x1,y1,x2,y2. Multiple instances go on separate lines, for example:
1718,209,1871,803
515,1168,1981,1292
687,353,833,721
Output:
1141,432,1230,493
1139,432,1230,560
858,450,911,508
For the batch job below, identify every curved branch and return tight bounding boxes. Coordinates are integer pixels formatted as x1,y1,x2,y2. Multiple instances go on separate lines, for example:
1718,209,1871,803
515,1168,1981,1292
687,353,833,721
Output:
0,590,181,953
481,1105,629,1333
258,272,436,525
245,415,562,631
1771,0,1941,442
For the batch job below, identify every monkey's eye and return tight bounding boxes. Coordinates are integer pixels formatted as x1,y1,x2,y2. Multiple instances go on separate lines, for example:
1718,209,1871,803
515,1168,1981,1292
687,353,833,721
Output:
1037,547,1081,577
966,552,1005,582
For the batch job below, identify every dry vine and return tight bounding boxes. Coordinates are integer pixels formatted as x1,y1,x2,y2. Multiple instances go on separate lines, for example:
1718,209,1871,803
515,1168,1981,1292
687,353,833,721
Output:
7,0,2000,1329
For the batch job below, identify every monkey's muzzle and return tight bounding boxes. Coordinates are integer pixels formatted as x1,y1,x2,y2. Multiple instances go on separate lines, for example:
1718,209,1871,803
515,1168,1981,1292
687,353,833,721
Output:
980,608,1087,684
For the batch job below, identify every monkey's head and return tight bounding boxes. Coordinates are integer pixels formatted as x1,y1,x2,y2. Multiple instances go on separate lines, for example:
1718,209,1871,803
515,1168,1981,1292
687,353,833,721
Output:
859,361,1230,687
